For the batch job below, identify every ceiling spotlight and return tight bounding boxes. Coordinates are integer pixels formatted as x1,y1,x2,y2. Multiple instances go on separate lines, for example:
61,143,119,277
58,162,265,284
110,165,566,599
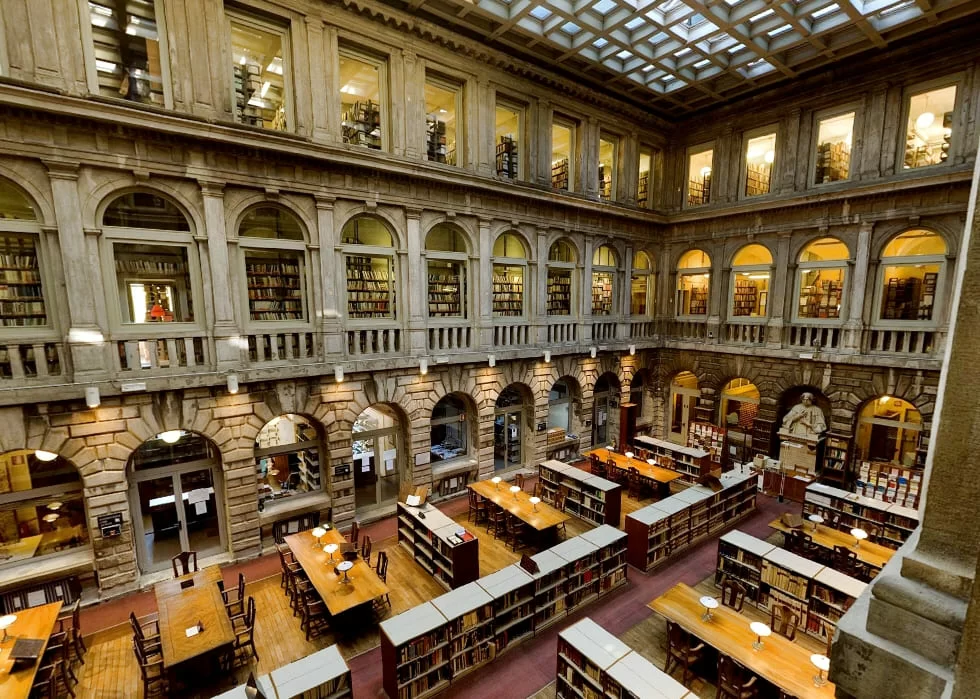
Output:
226,373,239,394
334,365,344,383
915,111,935,131
159,430,182,444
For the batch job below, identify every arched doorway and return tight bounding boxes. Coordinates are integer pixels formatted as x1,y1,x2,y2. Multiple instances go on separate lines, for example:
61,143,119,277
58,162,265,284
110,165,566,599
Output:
495,384,530,471
352,404,403,513
128,431,225,573
255,414,325,514
669,371,699,444
592,373,620,449
720,378,761,462
856,396,923,468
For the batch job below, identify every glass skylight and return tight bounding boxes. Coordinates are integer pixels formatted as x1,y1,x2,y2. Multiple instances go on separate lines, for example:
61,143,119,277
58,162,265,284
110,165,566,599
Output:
529,6,552,20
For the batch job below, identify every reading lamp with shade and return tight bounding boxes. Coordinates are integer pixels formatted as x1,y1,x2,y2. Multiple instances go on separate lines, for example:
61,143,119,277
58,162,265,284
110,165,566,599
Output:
337,559,354,584
647,458,657,468
491,476,502,490
811,653,831,687
851,527,868,548
323,543,338,563
0,614,16,643
750,621,771,651
529,496,541,511
699,595,719,622
311,526,327,547
510,485,521,499
808,513,824,531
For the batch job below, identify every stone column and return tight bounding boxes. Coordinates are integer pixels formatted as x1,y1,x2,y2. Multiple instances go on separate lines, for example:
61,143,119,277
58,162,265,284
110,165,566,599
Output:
619,245,634,342
860,85,887,180
45,163,109,380
766,233,791,347
536,228,549,344
471,77,493,176
314,195,343,356
403,51,423,161
843,221,873,352
406,207,426,354
583,117,599,198
199,181,240,369
307,18,332,143
535,99,552,187
622,132,639,206
389,49,407,158
583,236,595,342
477,217,493,349
707,248,724,344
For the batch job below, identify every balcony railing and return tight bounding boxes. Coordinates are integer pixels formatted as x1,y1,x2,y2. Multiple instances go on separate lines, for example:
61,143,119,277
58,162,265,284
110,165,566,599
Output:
723,321,766,345
0,342,65,381
116,335,210,374
493,323,530,347
784,323,843,351
629,321,655,339
247,332,317,365
666,319,707,341
592,321,616,341
863,328,938,356
346,328,402,357
427,325,473,353
546,320,578,345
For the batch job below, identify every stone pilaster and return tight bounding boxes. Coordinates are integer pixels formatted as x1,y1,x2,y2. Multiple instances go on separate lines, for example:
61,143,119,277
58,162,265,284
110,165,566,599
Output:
767,233,791,347
843,221,873,352
199,181,240,369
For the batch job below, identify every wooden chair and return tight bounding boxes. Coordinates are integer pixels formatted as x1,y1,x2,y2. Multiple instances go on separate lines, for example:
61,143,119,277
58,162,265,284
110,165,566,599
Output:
276,543,297,590
515,473,526,490
467,489,488,524
129,611,162,658
171,551,198,577
627,467,643,499
664,620,704,687
375,551,391,607
716,654,759,699
57,599,86,665
348,521,360,548
299,588,330,641
770,602,799,641
361,535,373,566
284,565,312,618
787,530,820,561
553,491,568,539
720,578,746,612
489,507,508,540
505,515,530,552
590,454,607,479
131,638,167,697
219,572,247,620
41,629,78,689
833,545,863,577
231,596,259,664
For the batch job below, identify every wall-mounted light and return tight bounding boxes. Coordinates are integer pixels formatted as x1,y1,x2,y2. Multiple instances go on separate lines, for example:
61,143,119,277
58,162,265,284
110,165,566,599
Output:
488,355,496,368
420,358,428,375
544,350,551,363
85,386,100,409
334,365,344,383
590,347,597,359
34,450,58,462
629,344,636,356
160,430,182,444
226,374,239,394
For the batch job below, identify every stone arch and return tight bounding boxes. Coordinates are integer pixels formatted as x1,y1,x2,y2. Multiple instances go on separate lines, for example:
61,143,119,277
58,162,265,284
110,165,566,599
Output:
491,227,533,260
336,207,405,249
0,169,54,225
669,244,716,270
421,216,477,253
789,233,853,265
871,220,959,260
545,232,584,262
228,193,316,243
89,179,204,235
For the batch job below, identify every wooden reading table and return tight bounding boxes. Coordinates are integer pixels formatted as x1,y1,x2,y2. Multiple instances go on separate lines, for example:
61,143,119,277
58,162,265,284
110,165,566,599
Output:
586,448,683,498
0,601,61,699
469,479,571,532
649,583,835,699
769,519,894,571
154,565,235,668
285,528,389,616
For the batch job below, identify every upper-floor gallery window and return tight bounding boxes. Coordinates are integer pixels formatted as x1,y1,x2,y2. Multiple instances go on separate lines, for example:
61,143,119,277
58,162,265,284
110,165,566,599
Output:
547,239,576,317
551,117,576,191
492,233,528,318
676,249,710,317
878,230,946,324
239,206,307,323
796,238,849,321
630,251,654,316
598,134,618,201
592,245,617,316
904,84,957,169
340,50,385,150
425,77,461,166
495,100,523,180
638,146,654,209
730,244,772,318
744,132,776,197
815,111,854,184
425,224,468,319
228,11,289,131
0,179,48,329
342,216,396,320
87,0,166,105
687,146,713,207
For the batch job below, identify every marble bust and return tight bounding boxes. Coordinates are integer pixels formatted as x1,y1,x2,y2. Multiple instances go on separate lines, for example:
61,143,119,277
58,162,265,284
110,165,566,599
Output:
780,392,827,440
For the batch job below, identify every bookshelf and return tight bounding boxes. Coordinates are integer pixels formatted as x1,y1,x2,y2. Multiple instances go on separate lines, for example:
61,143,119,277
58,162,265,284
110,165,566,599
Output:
580,524,628,597
547,269,572,316
625,470,757,571
557,618,695,699
0,244,46,327
396,502,480,590
799,278,843,319
856,460,922,510
732,279,760,317
538,460,622,526
551,159,570,190
716,530,866,643
430,582,495,681
591,272,613,315
380,603,451,699
495,136,518,178
492,274,524,317
215,645,350,699
245,257,303,321
745,162,771,196
427,271,462,318
342,100,382,149
816,141,850,183
598,165,612,200
751,416,776,458
803,482,919,548
920,271,938,320
528,549,567,631
634,435,711,485
820,433,851,488
552,536,600,614
347,255,392,319
688,422,726,472
475,564,535,656
881,276,927,321
637,172,649,208
426,118,449,164
687,174,711,206
904,111,952,168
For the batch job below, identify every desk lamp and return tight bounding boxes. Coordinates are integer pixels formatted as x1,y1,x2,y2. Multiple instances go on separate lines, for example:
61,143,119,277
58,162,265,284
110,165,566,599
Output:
323,543,338,563
0,614,15,643
808,514,824,532
337,560,353,584
811,653,830,686
851,527,868,548
750,621,771,651
491,476,502,490
529,496,541,512
510,485,521,499
312,526,326,548
625,451,634,468
699,596,719,622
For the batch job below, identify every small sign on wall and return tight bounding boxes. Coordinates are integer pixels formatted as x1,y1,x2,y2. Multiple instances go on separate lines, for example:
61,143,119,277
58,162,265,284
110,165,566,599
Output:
537,422,547,432
334,463,351,478
98,512,123,538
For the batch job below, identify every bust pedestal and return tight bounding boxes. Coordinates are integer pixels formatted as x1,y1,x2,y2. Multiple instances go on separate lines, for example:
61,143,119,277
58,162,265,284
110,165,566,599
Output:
777,431,823,477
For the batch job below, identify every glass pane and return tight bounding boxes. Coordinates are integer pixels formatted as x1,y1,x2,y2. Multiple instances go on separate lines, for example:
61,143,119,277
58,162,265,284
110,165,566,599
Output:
880,264,940,321
131,431,215,470
340,54,382,149
431,415,466,463
688,149,713,206
905,85,956,169
548,400,570,431
493,233,526,258
377,433,399,505
342,217,392,247
547,267,572,316
800,237,849,262
883,230,946,257
425,225,466,252
594,395,608,445
732,271,770,317
231,19,287,130
352,439,377,508
180,469,221,556
0,179,36,220
347,255,394,320
677,273,709,315
495,104,521,178
427,259,465,318
598,136,617,200
103,192,189,230
115,243,194,323
239,207,303,240
552,121,574,190
493,264,524,317
592,245,617,267
245,249,305,322
592,271,614,315
425,81,459,165
0,234,47,327
798,267,844,319
678,249,710,269
548,240,575,263
630,274,648,315
745,133,775,196
638,149,652,208
816,112,854,183
88,0,164,105
494,412,522,470
137,475,180,571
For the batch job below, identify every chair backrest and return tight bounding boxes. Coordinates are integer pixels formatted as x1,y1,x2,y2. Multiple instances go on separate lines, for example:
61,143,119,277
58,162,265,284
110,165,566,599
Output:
834,545,861,575
721,578,746,612
515,473,526,489
361,535,372,561
376,551,389,580
555,491,566,510
245,597,256,629
666,620,689,654
172,551,198,577
718,655,751,693
589,453,601,470
349,521,360,547
468,488,479,507
129,612,145,640
770,602,799,641
236,572,246,599
628,466,640,482
787,529,808,554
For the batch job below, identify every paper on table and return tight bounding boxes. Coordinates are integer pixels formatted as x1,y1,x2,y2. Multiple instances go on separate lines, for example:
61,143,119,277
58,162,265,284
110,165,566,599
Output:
185,626,200,638
406,495,421,507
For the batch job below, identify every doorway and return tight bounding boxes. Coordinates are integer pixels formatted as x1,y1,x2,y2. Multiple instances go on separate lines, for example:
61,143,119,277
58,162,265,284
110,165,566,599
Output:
352,405,401,514
494,385,527,471
592,373,620,449
669,371,699,444
129,431,225,574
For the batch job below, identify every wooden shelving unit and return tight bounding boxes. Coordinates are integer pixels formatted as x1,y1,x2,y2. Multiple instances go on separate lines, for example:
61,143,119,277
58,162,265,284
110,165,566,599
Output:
342,100,382,149
215,644,351,699
346,255,392,319
751,416,776,458
803,482,919,548
717,530,866,643
820,433,851,488
245,258,303,321
687,174,711,206
538,460,622,526
396,502,479,590
591,272,613,315
426,118,449,164
547,269,572,316
745,162,771,196
551,159,570,190
799,278,843,319
634,435,711,485
476,565,535,656
580,525,628,598
816,141,850,183
0,246,46,327
625,470,757,572
856,461,922,510
430,582,495,681
881,275,934,321
598,164,612,200
492,274,523,317
637,172,649,207
732,278,760,316
380,603,451,699
687,422,727,473
495,136,518,178
427,272,462,318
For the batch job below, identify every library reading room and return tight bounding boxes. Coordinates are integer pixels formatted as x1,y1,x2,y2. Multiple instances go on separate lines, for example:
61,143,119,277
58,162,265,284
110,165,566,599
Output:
1,1,980,698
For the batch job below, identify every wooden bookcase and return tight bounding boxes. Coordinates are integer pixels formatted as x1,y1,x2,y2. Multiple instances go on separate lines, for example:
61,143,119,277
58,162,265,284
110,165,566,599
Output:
816,141,850,183
580,525,628,598
717,530,866,643
687,174,711,206
625,470,757,572
427,271,462,318
426,118,449,163
732,279,760,316
745,162,771,196
495,136,517,178
245,257,303,321
556,618,695,699
492,274,523,317
591,272,613,315
538,460,622,526
803,482,919,549
751,416,775,458
342,100,382,149
381,603,451,699
551,158,569,190
552,536,600,614
856,461,922,510
475,564,535,656
396,502,479,590
0,242,46,327
215,644,351,699
430,582,495,681
346,255,392,319
546,269,572,315
637,172,649,207
799,278,843,319
688,422,727,472
634,435,711,485
820,433,851,488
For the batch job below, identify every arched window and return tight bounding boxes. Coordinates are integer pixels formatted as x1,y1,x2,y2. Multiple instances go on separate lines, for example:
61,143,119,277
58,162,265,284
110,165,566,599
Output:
796,238,849,321
239,206,308,323
495,385,527,470
676,249,710,317
103,191,198,326
430,395,469,463
0,450,88,565
342,216,397,320
630,370,651,419
352,404,402,512
492,232,528,318
631,251,654,316
425,224,468,319
255,415,324,512
877,230,947,323
0,178,49,329
547,239,577,316
856,396,922,468
669,371,699,443
593,373,620,448
720,379,760,428
592,245,618,316
730,244,773,318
